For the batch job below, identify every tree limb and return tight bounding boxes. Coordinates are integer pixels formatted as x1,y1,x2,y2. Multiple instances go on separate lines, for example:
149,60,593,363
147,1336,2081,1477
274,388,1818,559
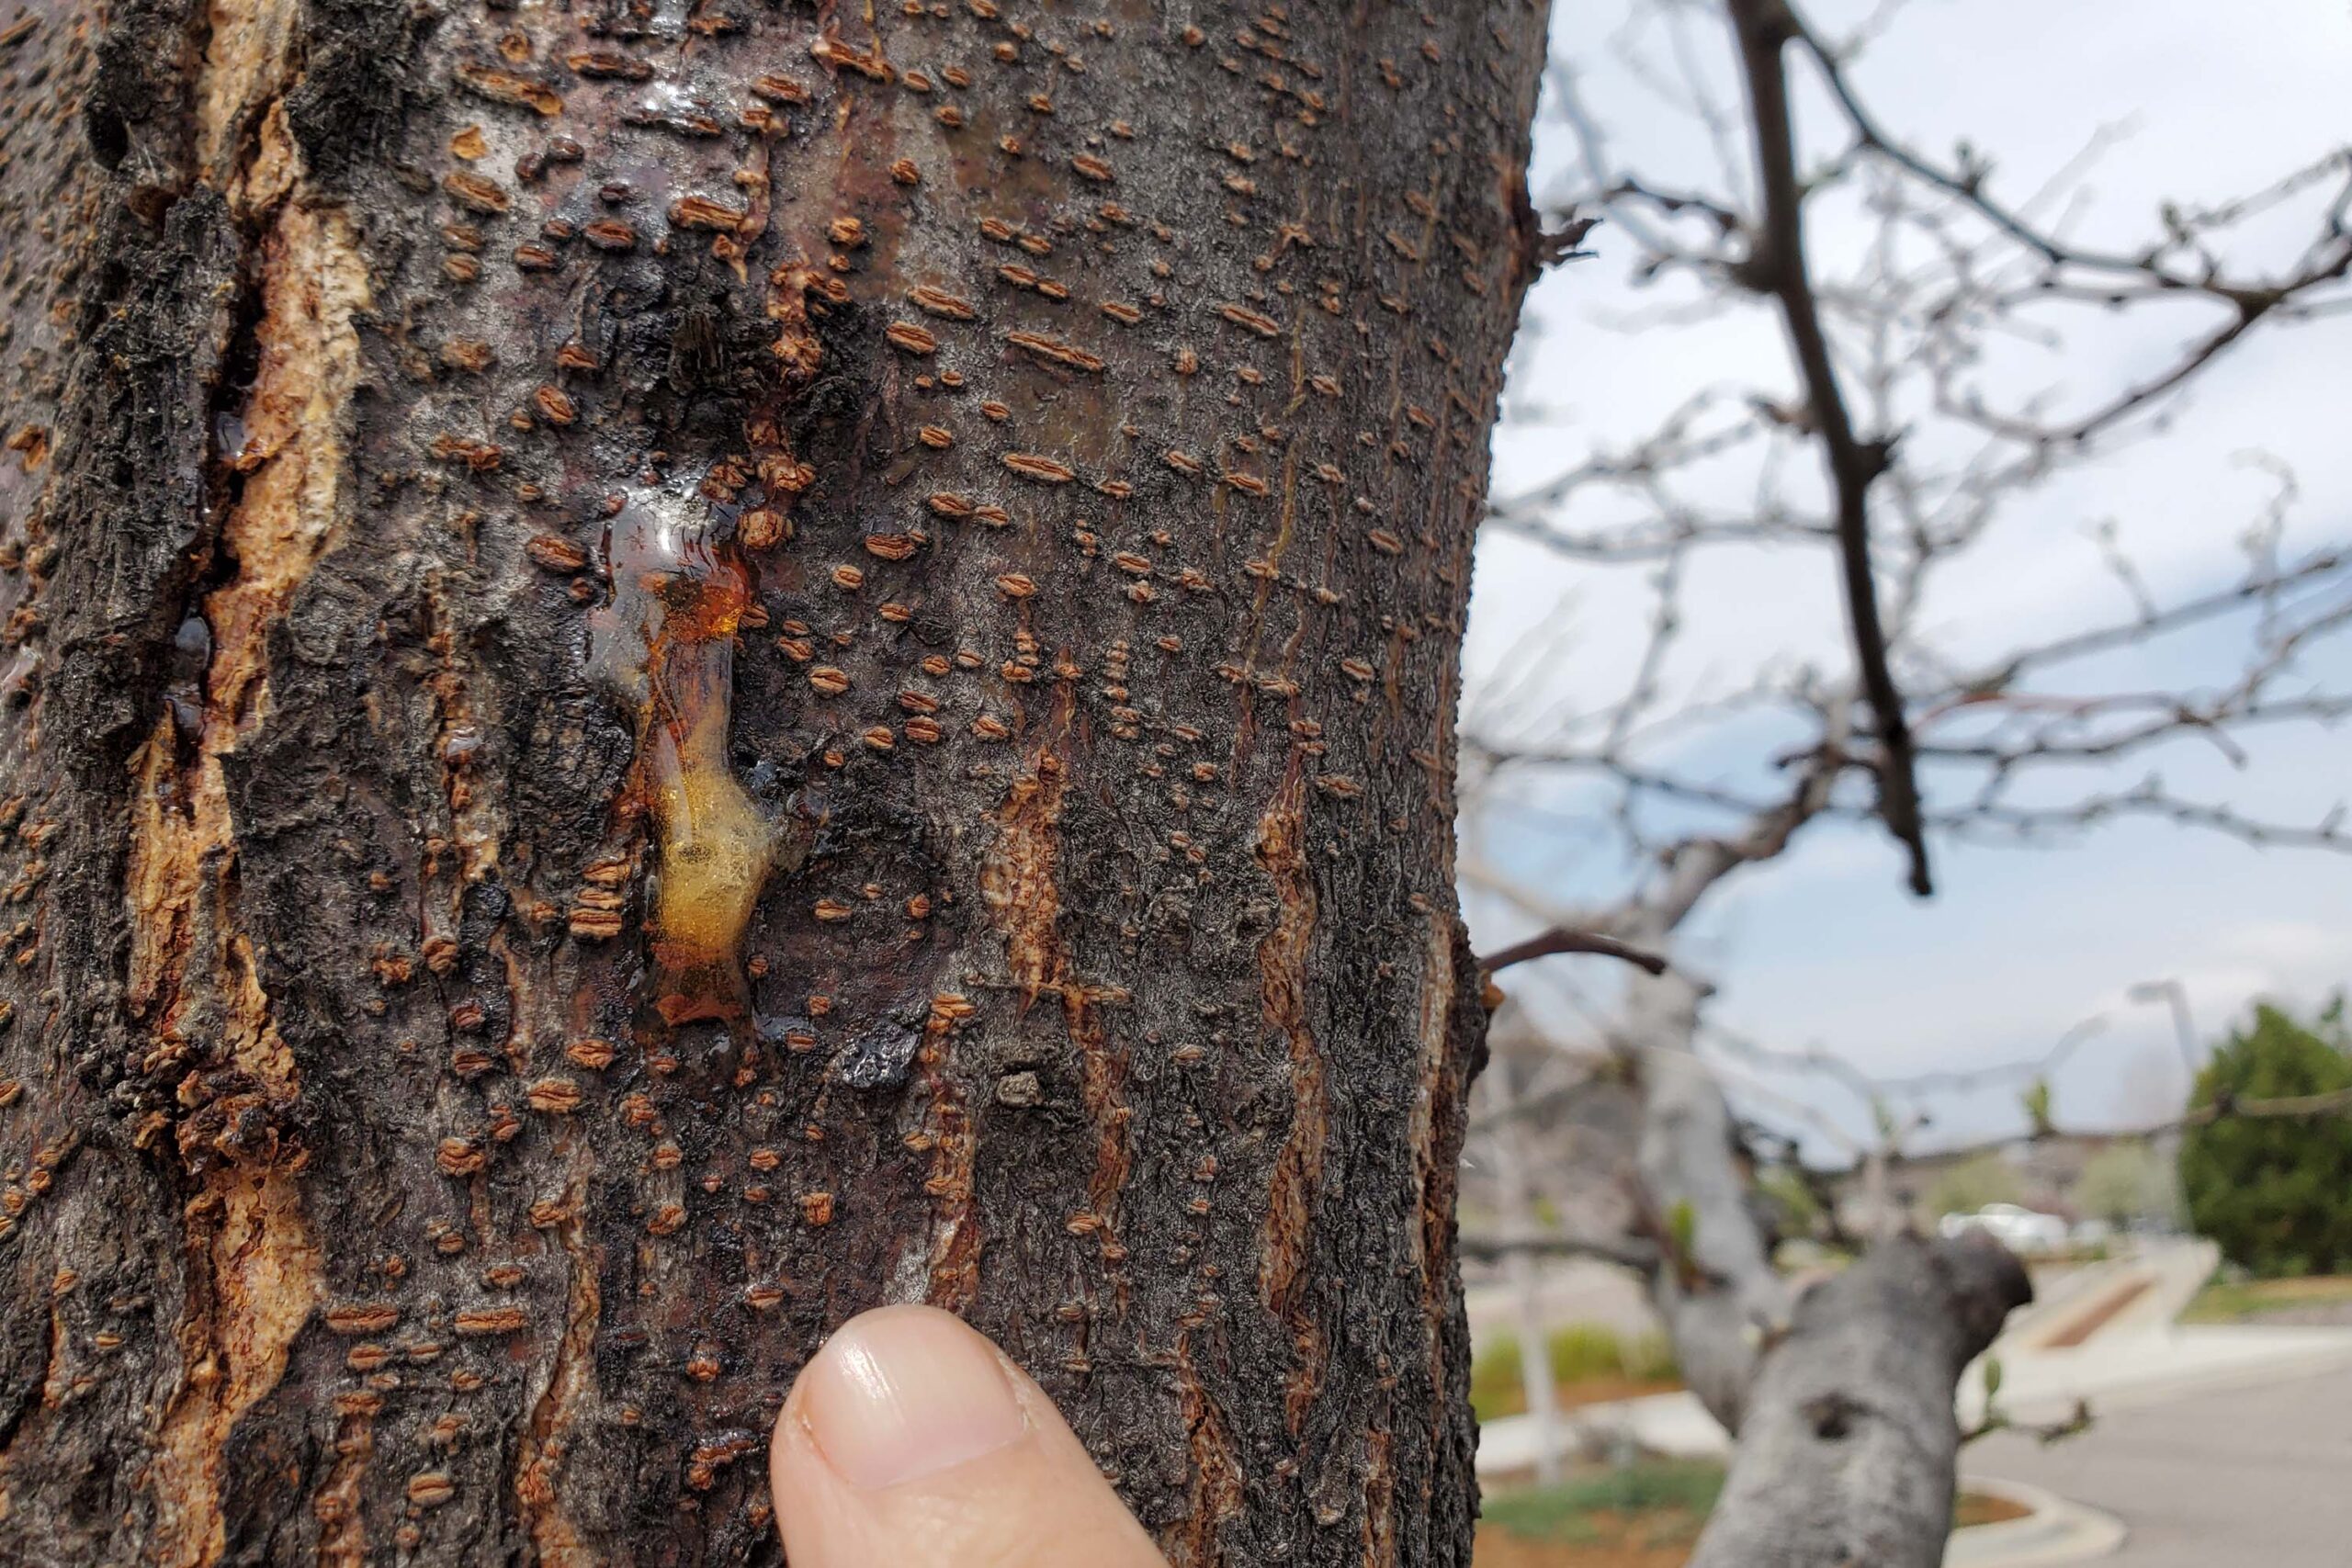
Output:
1481,927,1671,976
1724,0,1932,896
1627,970,1794,1431
1457,1232,1662,1270
1687,1234,2033,1568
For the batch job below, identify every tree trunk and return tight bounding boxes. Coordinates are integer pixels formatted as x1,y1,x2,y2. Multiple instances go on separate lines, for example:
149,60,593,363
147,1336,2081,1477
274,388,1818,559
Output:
0,2,1547,1563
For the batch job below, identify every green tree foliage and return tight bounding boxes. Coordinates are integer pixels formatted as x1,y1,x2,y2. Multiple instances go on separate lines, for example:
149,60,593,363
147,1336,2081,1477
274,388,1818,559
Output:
2180,999,2352,1277
1925,1150,2023,1217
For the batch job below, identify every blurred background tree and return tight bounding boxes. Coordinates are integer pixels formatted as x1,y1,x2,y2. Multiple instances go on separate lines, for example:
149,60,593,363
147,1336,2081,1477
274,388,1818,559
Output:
2077,1141,2181,1230
1459,0,2351,1558
2181,999,2352,1277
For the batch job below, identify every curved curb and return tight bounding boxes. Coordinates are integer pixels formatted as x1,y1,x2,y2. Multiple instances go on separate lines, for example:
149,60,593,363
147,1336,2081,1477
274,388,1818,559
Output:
1945,1475,2126,1567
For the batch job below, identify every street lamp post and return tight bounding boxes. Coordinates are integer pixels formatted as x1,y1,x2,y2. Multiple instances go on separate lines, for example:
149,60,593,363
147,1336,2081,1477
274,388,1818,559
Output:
2127,979,2201,1234
2126,979,2202,1084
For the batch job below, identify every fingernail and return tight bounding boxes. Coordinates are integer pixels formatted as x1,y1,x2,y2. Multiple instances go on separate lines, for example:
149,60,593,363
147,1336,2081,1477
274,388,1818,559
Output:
798,1306,1028,1489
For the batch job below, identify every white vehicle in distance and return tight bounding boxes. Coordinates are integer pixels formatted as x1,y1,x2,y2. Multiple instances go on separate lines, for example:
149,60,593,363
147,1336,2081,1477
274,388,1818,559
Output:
1938,1203,2070,1255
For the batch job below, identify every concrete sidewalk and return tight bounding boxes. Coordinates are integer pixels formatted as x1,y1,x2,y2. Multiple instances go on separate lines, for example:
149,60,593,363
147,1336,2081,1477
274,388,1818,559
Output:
2000,1240,2219,1349
1963,1321,2352,1427
1945,1478,2125,1568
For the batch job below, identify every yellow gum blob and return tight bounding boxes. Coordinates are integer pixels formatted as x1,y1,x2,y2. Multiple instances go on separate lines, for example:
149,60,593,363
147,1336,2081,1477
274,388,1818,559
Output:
588,494,774,1021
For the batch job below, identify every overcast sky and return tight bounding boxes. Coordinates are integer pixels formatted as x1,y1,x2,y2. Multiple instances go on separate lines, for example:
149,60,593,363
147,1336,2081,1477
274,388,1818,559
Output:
1459,0,2352,1154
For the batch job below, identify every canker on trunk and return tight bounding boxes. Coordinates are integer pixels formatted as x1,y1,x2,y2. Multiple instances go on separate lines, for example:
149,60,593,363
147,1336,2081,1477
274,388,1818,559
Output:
0,1,1547,1562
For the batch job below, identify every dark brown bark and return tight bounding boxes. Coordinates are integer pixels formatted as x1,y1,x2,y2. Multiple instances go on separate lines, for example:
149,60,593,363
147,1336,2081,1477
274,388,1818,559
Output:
0,0,1548,1562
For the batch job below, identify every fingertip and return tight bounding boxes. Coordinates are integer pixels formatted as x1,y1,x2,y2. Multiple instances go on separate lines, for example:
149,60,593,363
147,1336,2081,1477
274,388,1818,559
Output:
768,1306,1166,1568
781,1305,1030,1491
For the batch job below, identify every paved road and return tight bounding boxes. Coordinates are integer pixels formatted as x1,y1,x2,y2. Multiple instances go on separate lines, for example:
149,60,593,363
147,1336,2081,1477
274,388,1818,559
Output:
1971,1363,2352,1567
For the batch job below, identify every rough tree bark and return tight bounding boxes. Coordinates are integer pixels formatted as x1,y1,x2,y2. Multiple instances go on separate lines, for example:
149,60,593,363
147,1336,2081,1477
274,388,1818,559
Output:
0,1,1547,1562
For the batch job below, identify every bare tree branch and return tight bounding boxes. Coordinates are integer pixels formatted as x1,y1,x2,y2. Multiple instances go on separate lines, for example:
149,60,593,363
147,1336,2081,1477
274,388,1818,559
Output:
1689,1234,2032,1568
1725,0,1931,895
1482,927,1672,976
1457,1232,1663,1270
1458,4,2350,1552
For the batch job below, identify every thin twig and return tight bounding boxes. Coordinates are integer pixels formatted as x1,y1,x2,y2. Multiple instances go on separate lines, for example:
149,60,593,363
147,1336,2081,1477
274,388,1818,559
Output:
1457,1232,1662,1270
1483,927,1672,976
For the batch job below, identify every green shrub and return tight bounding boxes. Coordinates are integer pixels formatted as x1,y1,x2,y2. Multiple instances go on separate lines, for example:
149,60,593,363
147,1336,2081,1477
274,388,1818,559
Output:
1755,1165,1824,1236
1469,1323,1684,1422
1469,1334,1527,1423
1482,1459,1724,1543
1544,1323,1626,1384
1619,1329,1681,1384
2180,998,2352,1278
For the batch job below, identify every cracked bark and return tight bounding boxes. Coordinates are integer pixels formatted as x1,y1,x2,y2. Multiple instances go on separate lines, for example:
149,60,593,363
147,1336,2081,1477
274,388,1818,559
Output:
0,1,1548,1563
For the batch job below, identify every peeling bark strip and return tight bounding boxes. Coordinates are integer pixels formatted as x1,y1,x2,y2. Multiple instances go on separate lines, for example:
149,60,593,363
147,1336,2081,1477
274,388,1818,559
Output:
125,8,364,1565
150,1167,323,1568
978,736,1134,1269
0,0,1546,1563
512,1173,602,1564
1255,767,1328,1434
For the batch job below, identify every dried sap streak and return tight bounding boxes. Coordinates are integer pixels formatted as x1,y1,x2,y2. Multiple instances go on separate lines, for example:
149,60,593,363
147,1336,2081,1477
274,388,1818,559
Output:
591,491,773,1024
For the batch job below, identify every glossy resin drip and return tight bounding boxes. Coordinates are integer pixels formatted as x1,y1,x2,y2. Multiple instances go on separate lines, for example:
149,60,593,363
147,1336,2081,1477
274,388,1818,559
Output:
590,491,772,1024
